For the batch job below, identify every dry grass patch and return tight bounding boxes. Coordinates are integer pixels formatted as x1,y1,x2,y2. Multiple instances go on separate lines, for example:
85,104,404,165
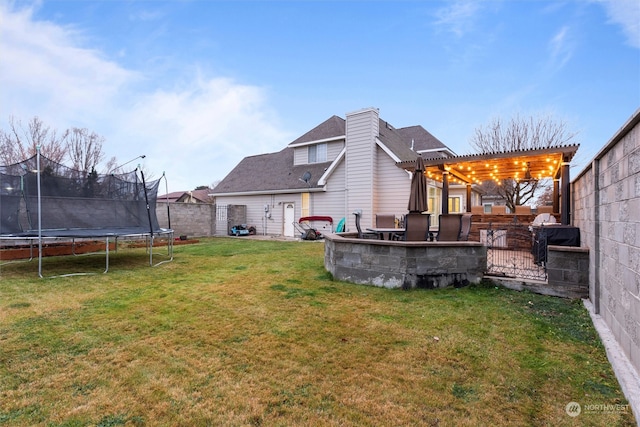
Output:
0,237,635,426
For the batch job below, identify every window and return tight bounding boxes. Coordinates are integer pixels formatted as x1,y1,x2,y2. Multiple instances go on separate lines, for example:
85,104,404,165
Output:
483,203,492,214
448,197,462,213
308,143,327,163
301,192,310,218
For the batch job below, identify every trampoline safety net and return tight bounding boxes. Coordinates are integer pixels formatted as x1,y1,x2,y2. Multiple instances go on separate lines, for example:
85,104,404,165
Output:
1,154,163,238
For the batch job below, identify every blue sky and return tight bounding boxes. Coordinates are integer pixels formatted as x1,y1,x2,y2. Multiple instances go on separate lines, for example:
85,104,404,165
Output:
1,0,638,192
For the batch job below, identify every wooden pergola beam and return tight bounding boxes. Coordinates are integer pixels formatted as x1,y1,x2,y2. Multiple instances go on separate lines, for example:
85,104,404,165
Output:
397,144,580,224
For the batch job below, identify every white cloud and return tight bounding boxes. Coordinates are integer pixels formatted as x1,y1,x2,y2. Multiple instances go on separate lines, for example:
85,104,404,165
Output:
548,26,574,70
594,0,640,48
434,0,482,38
0,1,290,192
0,2,136,125
119,76,291,190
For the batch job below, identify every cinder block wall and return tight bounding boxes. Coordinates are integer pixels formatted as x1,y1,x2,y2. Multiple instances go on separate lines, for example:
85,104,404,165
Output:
324,233,486,289
572,109,640,376
156,202,216,237
546,245,589,299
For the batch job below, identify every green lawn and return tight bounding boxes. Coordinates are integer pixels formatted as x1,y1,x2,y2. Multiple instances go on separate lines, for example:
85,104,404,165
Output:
0,238,635,426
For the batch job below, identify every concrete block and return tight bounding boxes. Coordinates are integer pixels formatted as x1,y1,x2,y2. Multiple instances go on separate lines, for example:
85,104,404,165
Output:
630,149,640,174
623,267,639,294
561,269,581,285
547,268,563,283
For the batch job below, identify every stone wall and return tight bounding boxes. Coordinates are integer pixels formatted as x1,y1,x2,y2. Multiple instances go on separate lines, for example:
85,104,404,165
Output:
572,109,640,377
156,202,216,237
324,233,486,289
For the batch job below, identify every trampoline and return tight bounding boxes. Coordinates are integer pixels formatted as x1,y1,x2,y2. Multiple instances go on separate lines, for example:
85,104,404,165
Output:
0,150,173,277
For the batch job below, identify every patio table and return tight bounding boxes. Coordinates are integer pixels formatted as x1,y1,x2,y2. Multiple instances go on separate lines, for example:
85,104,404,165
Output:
366,227,405,240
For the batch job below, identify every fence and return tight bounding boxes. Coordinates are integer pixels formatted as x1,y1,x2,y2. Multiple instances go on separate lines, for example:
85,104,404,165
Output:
485,216,547,281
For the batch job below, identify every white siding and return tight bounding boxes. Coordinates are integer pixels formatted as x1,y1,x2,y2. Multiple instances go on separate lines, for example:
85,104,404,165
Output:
374,145,412,217
326,139,345,161
345,108,378,230
216,194,303,236
312,160,347,231
293,147,307,166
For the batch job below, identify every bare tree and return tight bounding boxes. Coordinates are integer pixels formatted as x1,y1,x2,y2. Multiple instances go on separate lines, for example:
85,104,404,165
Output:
470,114,579,211
66,127,105,173
470,113,578,153
0,116,68,164
103,156,119,173
535,184,554,207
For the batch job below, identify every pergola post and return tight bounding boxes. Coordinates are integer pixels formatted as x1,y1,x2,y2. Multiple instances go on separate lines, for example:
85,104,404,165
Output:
553,178,560,214
466,184,472,212
561,161,571,225
442,171,449,215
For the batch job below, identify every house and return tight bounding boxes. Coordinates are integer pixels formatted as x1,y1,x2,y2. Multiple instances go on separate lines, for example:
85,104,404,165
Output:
158,189,212,204
212,107,478,237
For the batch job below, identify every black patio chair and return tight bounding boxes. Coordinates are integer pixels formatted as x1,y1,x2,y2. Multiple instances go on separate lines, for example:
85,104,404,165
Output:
436,214,462,241
376,214,399,240
459,213,472,241
404,213,431,241
353,210,378,239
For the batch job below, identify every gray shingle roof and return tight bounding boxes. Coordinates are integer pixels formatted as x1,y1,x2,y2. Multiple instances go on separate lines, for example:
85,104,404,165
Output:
378,120,447,162
212,147,332,194
397,125,447,152
214,114,449,195
288,115,345,145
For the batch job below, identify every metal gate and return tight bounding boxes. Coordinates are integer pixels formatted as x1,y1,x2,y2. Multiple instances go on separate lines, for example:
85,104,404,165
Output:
484,216,547,281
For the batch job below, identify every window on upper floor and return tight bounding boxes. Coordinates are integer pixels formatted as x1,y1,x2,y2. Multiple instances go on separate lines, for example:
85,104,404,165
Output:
308,143,327,163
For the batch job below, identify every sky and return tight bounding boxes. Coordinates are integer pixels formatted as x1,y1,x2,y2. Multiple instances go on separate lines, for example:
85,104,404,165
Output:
1,0,639,193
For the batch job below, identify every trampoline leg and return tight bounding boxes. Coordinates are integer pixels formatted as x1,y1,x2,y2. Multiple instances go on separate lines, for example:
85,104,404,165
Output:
104,236,109,273
151,231,174,267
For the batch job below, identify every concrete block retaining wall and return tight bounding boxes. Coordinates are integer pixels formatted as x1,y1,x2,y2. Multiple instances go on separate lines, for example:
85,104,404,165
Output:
324,233,487,289
546,245,590,298
494,245,590,299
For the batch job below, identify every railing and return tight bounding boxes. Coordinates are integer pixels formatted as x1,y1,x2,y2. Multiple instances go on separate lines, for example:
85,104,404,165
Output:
485,216,547,281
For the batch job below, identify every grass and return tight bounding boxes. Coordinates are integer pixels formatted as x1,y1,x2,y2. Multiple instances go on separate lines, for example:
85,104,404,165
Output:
0,237,635,426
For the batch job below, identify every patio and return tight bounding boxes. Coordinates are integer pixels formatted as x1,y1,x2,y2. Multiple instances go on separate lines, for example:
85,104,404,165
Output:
325,144,585,294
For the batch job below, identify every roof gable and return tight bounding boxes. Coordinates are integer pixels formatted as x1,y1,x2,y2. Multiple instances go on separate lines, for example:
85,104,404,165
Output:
288,115,345,146
377,119,416,161
376,119,450,162
397,125,447,152
159,189,211,203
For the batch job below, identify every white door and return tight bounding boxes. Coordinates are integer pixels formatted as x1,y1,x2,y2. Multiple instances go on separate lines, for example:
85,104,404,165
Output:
284,203,295,237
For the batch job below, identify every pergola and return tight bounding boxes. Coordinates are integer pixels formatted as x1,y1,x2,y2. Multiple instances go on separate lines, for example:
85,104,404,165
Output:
397,144,580,225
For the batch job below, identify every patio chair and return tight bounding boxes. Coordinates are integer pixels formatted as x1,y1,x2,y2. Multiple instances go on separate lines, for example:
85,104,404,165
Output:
436,214,462,241
376,214,398,240
459,213,472,241
353,210,378,239
404,213,431,241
